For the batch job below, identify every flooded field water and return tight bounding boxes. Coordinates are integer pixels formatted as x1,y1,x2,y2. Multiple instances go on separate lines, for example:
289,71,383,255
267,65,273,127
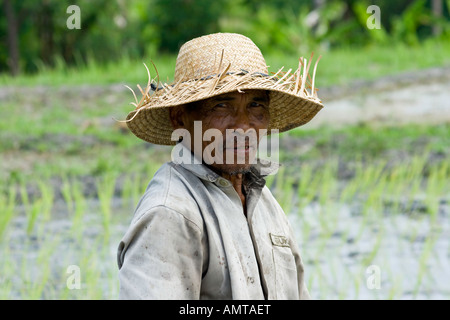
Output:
2,191,449,299
290,201,450,299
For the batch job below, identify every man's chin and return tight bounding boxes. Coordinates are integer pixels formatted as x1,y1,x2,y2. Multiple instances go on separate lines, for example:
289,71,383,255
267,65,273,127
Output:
209,163,252,176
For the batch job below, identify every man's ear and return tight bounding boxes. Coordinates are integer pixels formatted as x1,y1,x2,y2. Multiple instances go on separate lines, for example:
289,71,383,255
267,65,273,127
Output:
169,106,185,129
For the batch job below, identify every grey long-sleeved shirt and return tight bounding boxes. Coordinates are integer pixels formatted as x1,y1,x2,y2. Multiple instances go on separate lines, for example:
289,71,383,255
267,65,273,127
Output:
117,154,310,299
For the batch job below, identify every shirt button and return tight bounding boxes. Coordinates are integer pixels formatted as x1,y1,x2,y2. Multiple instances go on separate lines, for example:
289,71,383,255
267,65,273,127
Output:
218,178,230,187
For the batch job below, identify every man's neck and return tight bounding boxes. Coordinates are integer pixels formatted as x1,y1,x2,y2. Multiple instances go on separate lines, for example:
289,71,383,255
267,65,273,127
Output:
221,172,247,216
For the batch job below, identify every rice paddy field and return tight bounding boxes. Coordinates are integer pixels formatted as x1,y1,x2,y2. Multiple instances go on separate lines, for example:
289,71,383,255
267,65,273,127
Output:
1,47,449,299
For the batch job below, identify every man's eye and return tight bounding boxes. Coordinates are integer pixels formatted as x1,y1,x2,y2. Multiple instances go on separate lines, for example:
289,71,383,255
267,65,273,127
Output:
249,102,266,108
212,103,228,110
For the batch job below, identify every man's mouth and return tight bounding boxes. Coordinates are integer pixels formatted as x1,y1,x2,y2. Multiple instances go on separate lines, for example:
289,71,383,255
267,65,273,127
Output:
224,144,256,155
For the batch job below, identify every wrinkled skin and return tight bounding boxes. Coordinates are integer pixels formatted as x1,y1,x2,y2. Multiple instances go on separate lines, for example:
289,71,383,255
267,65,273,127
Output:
169,89,270,214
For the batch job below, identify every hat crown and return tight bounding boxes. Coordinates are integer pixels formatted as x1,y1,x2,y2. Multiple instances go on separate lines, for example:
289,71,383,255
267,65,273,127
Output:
174,33,268,83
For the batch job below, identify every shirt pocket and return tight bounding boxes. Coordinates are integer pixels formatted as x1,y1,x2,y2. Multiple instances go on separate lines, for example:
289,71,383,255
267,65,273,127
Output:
270,234,299,299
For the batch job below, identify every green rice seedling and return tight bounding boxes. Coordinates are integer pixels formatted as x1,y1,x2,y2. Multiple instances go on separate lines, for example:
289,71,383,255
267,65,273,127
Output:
319,163,341,235
384,165,408,215
413,232,439,298
296,163,313,206
271,165,287,198
297,165,322,215
301,161,337,237
61,176,75,214
383,265,403,300
386,153,428,214
97,172,118,241
313,229,333,266
264,171,276,190
339,176,361,205
362,173,385,219
361,225,384,268
308,260,326,299
19,181,29,208
147,161,163,179
316,204,334,239
296,168,312,217
361,160,386,195
0,242,15,298
353,211,371,243
424,161,449,222
118,173,147,215
0,186,16,239
326,258,340,297
317,160,339,206
299,215,313,244
352,275,362,300
27,199,43,235
26,257,52,300
120,174,134,210
400,154,428,214
278,168,296,215
26,233,62,299
340,265,360,300
340,159,383,214
70,244,104,299
37,180,54,222
17,240,41,299
71,179,87,239
134,173,152,205
20,181,43,235
33,181,55,236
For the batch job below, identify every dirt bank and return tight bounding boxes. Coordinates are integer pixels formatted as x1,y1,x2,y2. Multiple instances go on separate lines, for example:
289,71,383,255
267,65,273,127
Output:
305,66,450,128
1,66,449,129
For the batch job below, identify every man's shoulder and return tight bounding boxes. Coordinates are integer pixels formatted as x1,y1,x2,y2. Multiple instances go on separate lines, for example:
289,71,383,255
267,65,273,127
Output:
131,162,203,227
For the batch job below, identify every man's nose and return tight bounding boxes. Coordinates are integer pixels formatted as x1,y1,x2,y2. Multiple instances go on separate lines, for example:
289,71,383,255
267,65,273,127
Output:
231,109,252,131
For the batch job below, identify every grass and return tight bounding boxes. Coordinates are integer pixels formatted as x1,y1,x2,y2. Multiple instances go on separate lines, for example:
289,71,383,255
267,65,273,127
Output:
0,187,15,239
97,172,118,242
1,38,449,88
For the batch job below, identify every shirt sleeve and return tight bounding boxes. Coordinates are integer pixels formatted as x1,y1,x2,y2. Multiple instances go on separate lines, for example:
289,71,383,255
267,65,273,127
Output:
117,205,205,299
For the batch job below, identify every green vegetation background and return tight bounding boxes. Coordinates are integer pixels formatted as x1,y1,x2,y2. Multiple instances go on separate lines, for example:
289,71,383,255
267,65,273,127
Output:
2,0,450,78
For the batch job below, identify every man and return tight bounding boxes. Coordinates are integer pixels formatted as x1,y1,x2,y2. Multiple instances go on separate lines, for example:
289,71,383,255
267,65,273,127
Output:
117,33,323,299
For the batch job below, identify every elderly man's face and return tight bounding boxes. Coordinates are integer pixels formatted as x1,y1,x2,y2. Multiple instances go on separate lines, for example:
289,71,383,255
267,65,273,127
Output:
170,90,270,175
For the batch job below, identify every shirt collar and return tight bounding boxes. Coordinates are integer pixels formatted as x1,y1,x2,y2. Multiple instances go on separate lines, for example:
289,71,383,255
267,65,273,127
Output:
172,143,280,190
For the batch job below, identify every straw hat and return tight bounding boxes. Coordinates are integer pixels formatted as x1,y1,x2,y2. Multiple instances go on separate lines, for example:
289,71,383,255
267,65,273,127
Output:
125,33,324,145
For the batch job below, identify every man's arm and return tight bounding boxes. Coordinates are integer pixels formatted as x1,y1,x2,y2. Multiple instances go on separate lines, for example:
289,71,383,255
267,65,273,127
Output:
117,205,205,299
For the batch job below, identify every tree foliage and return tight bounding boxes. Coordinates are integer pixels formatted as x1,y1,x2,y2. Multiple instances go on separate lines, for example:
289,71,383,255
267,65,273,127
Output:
1,0,449,75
